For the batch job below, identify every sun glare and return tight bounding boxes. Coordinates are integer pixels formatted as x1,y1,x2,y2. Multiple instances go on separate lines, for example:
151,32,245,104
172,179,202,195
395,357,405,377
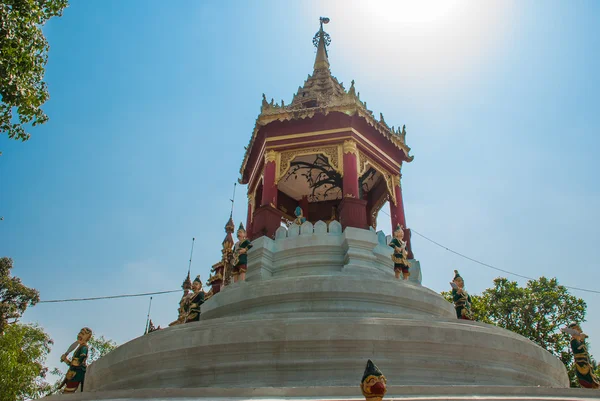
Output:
360,0,462,24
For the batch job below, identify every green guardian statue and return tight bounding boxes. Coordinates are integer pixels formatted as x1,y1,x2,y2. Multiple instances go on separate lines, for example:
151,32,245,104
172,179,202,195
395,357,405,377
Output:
563,323,600,389
60,327,93,393
389,224,410,280
232,223,253,282
184,275,205,323
451,270,473,320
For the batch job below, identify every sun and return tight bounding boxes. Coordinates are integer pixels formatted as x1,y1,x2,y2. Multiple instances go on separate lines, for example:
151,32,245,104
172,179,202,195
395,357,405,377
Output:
360,0,462,24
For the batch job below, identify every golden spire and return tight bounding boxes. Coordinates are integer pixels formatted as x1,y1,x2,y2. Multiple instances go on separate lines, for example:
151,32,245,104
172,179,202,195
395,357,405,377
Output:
313,17,331,71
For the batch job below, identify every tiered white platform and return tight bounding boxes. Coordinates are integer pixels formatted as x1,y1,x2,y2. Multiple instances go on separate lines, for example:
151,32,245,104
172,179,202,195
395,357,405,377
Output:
48,224,589,401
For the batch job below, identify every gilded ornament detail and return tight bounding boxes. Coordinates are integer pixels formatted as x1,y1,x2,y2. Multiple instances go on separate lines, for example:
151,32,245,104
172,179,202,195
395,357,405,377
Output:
265,150,277,164
358,150,397,206
371,193,390,229
342,139,358,155
277,145,341,183
247,193,255,221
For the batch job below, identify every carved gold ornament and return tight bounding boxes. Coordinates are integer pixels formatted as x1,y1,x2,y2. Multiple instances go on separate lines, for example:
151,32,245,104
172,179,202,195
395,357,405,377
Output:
277,145,342,183
371,193,390,228
247,193,255,221
265,150,278,164
342,139,358,155
358,151,397,205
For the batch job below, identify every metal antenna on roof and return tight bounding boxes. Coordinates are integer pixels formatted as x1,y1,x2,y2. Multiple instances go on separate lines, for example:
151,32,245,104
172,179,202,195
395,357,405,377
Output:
187,237,195,277
144,296,153,335
229,182,237,218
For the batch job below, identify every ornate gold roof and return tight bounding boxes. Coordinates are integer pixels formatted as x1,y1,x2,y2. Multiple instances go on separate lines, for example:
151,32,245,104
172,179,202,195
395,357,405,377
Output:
207,272,223,284
239,19,413,181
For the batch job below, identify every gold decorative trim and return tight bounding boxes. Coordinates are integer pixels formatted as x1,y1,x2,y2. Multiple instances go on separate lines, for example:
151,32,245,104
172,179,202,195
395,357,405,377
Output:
342,139,358,155
265,128,401,169
247,193,255,221
268,136,349,149
371,193,390,230
267,127,350,140
392,175,401,188
265,150,277,164
248,128,404,188
276,145,342,183
239,102,414,182
248,173,263,208
248,148,265,191
358,150,397,206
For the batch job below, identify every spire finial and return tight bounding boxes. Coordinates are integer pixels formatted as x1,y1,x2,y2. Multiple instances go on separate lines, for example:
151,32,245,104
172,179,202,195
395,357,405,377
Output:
349,79,356,96
313,17,331,71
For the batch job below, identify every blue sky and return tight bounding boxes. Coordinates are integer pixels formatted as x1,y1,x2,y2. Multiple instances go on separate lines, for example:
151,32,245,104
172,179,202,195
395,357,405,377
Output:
1,0,599,377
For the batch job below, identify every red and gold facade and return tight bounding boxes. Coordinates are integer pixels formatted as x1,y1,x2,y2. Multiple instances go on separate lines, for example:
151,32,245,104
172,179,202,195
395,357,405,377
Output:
239,20,415,257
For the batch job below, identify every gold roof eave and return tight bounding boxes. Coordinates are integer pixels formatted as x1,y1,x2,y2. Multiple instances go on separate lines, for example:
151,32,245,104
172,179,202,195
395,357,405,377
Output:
239,101,413,182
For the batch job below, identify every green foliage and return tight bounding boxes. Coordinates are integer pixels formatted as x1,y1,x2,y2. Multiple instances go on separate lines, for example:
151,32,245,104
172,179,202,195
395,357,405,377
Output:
443,276,588,387
0,257,40,334
0,0,69,144
0,323,53,401
440,290,491,323
88,335,117,365
482,277,585,365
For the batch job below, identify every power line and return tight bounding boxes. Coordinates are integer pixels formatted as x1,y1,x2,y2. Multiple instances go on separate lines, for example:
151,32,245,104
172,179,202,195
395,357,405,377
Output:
38,289,180,304
378,210,600,295
38,218,599,303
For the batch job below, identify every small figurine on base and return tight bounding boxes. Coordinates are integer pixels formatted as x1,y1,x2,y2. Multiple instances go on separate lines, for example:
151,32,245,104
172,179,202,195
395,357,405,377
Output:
294,206,307,225
360,359,387,401
562,323,600,389
450,270,473,320
60,327,93,393
232,223,253,283
184,275,205,323
389,224,410,280
145,319,161,334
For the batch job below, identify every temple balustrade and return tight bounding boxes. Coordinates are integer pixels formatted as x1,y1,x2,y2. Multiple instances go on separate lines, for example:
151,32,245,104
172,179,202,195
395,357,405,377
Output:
240,220,421,283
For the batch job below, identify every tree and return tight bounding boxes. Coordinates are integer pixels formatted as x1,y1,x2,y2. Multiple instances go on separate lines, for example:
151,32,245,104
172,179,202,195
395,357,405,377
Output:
0,0,69,145
87,334,117,365
442,276,588,387
0,323,53,401
0,257,40,334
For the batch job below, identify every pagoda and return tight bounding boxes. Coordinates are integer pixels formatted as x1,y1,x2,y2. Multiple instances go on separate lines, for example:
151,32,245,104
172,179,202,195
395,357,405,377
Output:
241,18,414,257
51,19,593,401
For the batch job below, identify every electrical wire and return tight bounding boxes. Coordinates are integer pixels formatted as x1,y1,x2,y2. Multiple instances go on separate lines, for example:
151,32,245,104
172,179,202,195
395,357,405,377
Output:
379,209,599,295
37,217,599,303
38,289,180,303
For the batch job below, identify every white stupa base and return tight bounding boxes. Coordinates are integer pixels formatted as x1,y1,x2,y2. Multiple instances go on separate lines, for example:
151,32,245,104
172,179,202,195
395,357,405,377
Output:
61,225,576,400
44,385,599,401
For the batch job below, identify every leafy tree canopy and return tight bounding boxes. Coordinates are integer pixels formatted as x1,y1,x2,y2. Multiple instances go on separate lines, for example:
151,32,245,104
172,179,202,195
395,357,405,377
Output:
442,276,589,387
0,323,53,401
0,257,40,334
87,334,117,365
0,0,69,145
